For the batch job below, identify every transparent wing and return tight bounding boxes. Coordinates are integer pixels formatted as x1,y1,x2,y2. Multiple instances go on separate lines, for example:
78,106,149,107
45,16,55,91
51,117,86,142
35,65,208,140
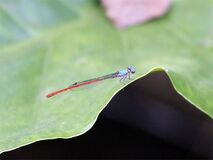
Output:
72,72,119,85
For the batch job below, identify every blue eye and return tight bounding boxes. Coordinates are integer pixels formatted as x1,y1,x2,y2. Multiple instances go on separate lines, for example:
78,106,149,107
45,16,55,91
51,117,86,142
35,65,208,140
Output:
127,66,136,74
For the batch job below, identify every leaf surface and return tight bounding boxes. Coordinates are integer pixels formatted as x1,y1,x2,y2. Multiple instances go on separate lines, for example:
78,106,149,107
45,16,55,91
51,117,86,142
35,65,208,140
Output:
0,0,212,153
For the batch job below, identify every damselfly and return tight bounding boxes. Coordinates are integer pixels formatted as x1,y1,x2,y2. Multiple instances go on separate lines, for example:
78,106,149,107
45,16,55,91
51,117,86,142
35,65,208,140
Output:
46,66,135,98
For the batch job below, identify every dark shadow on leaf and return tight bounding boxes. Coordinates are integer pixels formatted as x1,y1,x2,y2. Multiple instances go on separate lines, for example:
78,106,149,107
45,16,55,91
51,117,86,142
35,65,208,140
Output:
104,71,213,157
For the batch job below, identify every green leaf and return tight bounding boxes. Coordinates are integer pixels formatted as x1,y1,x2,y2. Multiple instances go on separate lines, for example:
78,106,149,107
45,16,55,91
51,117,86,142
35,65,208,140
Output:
0,0,212,153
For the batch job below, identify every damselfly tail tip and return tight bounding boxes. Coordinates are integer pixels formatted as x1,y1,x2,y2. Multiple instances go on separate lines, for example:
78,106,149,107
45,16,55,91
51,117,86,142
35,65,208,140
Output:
46,93,53,98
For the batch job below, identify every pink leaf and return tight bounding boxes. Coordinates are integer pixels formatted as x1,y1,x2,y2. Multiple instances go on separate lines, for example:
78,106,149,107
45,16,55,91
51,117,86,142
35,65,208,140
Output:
102,0,171,28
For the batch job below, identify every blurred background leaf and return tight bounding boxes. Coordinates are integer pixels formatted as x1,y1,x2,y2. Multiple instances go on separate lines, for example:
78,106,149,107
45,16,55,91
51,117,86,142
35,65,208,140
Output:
0,0,212,153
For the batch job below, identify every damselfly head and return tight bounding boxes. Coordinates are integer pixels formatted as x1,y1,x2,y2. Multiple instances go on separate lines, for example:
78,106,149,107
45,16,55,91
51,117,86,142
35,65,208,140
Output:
127,66,136,74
